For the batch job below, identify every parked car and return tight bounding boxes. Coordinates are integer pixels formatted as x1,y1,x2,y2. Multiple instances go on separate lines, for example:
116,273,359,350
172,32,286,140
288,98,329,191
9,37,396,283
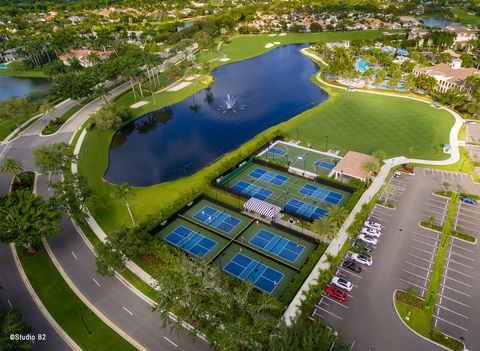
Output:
357,234,378,245
342,259,362,273
364,220,383,230
353,239,374,253
351,253,373,266
360,226,381,237
331,276,353,291
325,284,348,302
460,196,477,205
393,171,403,178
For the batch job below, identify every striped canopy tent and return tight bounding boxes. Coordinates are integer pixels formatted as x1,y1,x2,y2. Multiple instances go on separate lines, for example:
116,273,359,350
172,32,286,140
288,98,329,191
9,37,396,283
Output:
243,198,281,219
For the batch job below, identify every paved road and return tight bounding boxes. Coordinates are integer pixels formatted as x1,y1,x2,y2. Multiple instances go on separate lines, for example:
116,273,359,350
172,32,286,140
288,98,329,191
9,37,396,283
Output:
0,83,210,350
0,244,71,351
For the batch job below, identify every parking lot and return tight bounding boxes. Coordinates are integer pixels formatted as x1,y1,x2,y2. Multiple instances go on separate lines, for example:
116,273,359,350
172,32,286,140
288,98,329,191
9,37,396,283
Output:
466,122,480,144
309,168,480,351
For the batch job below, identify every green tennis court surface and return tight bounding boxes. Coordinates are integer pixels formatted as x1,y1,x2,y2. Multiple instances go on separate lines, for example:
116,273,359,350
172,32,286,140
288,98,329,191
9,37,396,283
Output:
222,163,351,220
156,199,318,296
257,141,341,176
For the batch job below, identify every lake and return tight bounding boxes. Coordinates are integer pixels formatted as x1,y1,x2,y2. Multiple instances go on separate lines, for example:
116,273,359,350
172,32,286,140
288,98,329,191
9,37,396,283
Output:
420,18,460,28
105,44,328,186
0,75,51,100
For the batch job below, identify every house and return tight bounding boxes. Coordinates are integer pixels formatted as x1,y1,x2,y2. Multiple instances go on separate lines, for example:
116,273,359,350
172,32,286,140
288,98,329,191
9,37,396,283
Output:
398,16,420,27
1,47,27,62
331,151,378,182
413,59,480,93
396,48,409,57
446,26,477,48
326,40,350,49
66,16,84,25
59,49,113,67
380,46,396,55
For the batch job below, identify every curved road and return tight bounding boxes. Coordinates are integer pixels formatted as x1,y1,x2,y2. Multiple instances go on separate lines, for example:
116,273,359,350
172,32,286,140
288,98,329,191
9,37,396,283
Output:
0,85,209,351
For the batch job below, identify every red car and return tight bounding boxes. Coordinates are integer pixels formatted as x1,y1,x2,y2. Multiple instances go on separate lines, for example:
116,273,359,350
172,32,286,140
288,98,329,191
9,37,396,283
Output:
325,284,348,302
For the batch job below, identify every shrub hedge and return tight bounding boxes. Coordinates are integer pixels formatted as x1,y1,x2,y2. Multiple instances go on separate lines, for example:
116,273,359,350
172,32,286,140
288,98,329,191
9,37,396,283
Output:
395,289,425,309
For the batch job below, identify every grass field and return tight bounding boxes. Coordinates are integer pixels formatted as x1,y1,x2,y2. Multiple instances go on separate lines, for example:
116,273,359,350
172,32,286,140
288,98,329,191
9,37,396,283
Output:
18,245,136,351
450,8,480,26
0,68,47,78
78,32,455,234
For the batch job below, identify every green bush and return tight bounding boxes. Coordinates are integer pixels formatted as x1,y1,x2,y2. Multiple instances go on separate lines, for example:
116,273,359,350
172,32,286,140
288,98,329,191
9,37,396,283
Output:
430,327,464,351
395,289,425,309
420,221,443,232
452,230,476,243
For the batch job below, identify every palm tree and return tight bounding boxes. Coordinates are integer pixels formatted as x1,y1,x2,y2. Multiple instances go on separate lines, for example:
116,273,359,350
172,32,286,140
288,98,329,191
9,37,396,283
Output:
39,100,57,122
372,150,388,164
112,182,136,225
362,160,380,178
326,205,349,226
0,158,24,183
312,215,338,242
94,84,111,105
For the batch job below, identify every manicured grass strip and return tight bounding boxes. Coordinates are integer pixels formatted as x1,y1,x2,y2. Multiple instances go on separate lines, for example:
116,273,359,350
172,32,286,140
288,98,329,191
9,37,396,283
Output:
395,298,431,337
451,230,476,243
17,244,136,351
419,221,443,233
0,69,46,77
119,269,158,302
430,327,464,351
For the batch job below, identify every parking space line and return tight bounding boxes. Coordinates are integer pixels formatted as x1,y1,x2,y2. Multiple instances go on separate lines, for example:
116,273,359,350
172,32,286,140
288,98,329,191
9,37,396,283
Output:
439,284,471,297
433,314,468,332
337,267,362,279
435,305,469,319
404,261,432,273
398,277,427,291
410,245,436,256
407,253,435,265
444,258,474,270
447,250,475,262
443,266,473,278
412,238,437,249
415,232,440,241
437,294,471,308
321,295,349,309
313,306,343,320
442,274,472,288
401,269,429,282
449,242,475,254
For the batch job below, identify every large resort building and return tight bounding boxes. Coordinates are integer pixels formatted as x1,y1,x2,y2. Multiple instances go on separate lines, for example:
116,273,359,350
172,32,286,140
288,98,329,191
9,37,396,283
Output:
413,59,480,94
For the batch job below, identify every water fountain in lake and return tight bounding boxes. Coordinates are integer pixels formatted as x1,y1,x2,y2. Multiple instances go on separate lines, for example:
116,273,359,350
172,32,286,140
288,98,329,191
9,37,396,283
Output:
217,94,246,114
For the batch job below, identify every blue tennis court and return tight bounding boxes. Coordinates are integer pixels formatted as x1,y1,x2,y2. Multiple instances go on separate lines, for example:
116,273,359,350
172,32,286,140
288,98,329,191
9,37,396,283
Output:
314,160,335,170
299,183,344,205
248,168,288,186
193,206,241,234
223,253,284,294
249,229,305,263
164,226,217,258
231,180,272,200
268,147,287,156
284,198,327,219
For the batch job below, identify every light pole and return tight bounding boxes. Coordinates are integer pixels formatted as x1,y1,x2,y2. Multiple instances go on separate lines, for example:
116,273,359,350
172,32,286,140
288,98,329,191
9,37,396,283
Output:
80,315,92,335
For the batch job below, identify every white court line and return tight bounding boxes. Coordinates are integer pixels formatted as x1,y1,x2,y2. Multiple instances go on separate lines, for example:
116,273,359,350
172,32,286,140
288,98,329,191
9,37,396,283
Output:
443,266,473,278
313,305,343,320
437,294,471,308
439,284,471,297
92,278,100,287
398,277,427,291
435,304,469,319
433,315,468,332
164,337,178,347
442,274,472,288
401,269,429,282
71,251,78,260
122,306,134,316
404,261,432,273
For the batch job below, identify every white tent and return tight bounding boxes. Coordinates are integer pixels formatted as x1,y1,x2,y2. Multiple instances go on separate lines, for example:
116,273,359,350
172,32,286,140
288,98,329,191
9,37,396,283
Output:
243,198,281,219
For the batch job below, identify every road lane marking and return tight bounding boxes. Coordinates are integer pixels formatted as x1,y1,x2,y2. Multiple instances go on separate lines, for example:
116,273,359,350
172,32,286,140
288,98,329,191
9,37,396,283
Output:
164,337,178,347
92,278,101,287
433,315,468,331
122,307,134,316
71,251,78,260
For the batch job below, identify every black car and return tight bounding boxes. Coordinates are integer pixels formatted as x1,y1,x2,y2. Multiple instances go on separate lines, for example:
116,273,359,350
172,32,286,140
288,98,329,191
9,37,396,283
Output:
342,259,362,273
354,239,374,253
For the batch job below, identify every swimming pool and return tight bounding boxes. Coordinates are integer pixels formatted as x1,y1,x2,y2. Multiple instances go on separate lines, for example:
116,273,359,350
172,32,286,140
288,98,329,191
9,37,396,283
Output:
355,58,372,73
0,63,9,69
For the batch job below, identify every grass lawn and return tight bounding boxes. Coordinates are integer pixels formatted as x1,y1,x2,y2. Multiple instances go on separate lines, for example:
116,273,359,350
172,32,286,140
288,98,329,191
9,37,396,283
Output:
200,31,384,68
17,244,136,351
449,8,480,26
0,69,46,78
78,33,455,234
119,269,158,302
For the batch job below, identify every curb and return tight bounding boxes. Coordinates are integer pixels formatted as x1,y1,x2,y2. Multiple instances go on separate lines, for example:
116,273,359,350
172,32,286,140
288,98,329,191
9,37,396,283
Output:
10,244,81,351
42,239,148,351
392,289,464,351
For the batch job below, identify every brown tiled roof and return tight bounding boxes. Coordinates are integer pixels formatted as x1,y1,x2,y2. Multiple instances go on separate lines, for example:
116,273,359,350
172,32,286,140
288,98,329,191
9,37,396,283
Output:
332,151,377,181
414,64,479,86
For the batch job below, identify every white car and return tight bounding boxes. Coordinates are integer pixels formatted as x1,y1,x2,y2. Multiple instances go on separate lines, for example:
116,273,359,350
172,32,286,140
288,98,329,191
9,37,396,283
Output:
357,234,378,245
364,220,382,230
360,226,381,237
331,276,353,291
351,253,373,266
